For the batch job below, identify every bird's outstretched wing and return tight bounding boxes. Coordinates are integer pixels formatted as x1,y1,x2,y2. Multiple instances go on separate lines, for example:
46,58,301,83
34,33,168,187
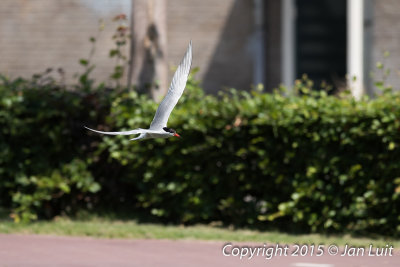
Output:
84,126,142,135
84,126,159,136
149,41,192,130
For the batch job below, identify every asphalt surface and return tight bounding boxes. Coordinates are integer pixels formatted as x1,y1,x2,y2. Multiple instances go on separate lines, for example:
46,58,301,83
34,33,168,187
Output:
0,234,397,267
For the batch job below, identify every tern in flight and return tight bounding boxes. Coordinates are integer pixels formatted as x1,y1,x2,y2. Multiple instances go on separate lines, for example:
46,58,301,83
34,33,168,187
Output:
85,41,192,141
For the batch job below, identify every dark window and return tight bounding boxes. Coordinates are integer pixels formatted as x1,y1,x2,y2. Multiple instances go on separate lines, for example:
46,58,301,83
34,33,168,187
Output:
296,0,347,90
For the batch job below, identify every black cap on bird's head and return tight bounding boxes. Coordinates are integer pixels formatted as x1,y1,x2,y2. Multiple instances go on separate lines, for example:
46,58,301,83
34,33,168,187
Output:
163,127,181,138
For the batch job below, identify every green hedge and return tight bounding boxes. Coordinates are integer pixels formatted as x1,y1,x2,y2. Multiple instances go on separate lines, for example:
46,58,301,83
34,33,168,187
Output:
1,74,400,236
0,74,103,222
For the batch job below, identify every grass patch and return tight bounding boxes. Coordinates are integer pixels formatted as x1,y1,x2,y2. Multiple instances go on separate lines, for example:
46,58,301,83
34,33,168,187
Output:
0,216,398,247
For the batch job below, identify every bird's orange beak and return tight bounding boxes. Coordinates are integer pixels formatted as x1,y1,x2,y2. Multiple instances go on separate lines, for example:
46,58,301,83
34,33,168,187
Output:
174,133,181,138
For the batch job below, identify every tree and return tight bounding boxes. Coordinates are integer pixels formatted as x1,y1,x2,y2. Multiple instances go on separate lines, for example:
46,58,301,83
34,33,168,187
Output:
128,0,168,101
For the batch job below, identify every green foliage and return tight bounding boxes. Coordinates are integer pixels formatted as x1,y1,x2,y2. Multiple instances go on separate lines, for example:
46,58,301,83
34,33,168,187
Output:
1,72,400,236
109,15,129,87
370,51,393,94
92,76,400,236
0,74,103,222
11,159,99,223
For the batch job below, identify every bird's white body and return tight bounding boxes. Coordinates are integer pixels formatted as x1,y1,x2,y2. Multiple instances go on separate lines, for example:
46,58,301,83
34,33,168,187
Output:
85,41,192,141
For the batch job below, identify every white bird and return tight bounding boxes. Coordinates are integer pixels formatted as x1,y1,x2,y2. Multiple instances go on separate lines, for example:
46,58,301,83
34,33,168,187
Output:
85,41,192,141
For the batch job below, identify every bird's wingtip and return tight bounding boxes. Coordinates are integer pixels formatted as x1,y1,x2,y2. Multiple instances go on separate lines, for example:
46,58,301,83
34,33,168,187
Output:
84,126,95,132
188,40,193,56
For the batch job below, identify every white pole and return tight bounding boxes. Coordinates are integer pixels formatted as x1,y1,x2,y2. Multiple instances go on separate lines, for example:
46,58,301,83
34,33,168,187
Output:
281,0,296,91
347,0,364,99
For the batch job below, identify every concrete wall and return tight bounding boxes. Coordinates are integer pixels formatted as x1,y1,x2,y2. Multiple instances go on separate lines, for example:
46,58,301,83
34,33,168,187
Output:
0,0,130,85
1,0,400,94
167,0,254,93
0,0,255,93
371,0,400,91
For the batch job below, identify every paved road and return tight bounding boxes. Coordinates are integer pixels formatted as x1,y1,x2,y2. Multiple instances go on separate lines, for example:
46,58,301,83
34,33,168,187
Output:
0,234,397,267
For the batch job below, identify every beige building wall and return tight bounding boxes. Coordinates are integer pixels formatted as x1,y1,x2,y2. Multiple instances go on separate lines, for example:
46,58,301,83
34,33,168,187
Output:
371,0,400,91
0,0,130,86
0,0,255,93
167,0,254,93
1,0,400,94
